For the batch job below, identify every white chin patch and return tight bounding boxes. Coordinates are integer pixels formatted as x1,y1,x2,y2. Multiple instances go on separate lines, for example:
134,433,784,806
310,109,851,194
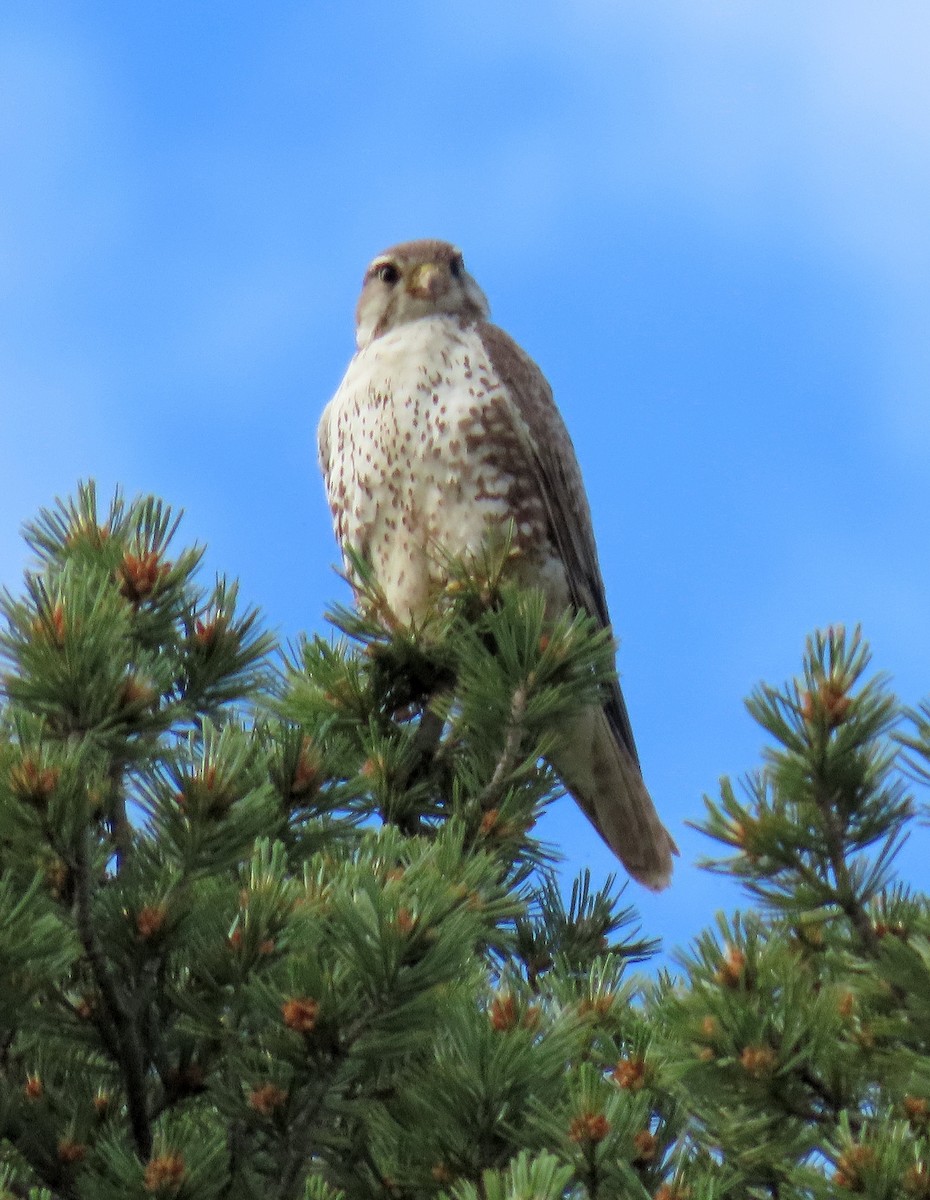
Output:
355,297,385,348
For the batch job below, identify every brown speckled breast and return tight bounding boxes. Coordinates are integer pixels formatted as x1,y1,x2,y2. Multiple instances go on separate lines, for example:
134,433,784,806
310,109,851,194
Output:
318,315,557,621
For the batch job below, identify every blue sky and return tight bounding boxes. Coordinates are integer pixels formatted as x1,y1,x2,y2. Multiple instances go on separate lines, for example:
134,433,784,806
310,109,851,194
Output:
3,2,929,958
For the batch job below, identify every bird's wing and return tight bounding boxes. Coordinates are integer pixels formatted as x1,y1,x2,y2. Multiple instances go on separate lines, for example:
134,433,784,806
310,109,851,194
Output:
477,321,641,769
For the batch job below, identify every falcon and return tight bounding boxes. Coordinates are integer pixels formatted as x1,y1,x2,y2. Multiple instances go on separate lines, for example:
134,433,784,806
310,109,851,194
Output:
318,239,676,889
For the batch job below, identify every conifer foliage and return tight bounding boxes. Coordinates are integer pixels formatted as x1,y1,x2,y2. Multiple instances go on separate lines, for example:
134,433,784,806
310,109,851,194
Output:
0,485,928,1199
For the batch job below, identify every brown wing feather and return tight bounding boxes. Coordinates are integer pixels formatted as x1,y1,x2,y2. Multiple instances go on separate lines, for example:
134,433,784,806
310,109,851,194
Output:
477,322,641,769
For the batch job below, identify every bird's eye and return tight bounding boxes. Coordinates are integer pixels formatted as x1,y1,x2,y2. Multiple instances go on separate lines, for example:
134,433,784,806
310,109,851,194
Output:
376,262,400,285
450,254,464,278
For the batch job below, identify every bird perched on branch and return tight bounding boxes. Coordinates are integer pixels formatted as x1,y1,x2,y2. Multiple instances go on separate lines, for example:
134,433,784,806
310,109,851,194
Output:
318,239,676,889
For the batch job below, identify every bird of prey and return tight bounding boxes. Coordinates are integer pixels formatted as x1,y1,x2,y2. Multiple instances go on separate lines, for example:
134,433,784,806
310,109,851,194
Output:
318,239,676,888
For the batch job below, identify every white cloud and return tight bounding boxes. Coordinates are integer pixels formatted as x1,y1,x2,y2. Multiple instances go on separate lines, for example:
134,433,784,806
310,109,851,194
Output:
432,1,930,454
562,3,930,262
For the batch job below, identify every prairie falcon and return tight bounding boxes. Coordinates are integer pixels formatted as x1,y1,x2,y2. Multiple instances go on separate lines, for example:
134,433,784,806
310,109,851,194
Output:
318,239,676,888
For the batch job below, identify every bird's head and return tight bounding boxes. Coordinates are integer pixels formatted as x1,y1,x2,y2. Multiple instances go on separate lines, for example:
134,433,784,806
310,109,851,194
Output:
354,239,490,348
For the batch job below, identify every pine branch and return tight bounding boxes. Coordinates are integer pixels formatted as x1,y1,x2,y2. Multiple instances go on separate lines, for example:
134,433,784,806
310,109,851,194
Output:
7,486,930,1197
393,706,447,837
73,829,152,1158
816,787,883,958
475,685,527,813
275,1087,331,1200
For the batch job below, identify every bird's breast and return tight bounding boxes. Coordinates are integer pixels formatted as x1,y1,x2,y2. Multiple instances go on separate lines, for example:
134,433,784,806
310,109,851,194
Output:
322,319,548,620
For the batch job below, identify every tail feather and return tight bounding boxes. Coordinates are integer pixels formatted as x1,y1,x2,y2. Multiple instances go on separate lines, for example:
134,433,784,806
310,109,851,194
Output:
551,707,677,891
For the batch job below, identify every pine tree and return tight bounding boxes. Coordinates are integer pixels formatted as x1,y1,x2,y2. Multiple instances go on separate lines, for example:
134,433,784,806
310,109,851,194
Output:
660,626,930,1198
0,484,928,1199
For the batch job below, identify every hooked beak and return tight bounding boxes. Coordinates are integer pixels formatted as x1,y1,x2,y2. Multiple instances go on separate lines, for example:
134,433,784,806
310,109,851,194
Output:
406,261,444,300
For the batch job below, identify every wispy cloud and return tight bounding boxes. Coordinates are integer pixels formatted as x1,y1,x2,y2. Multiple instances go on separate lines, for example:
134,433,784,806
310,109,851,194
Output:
430,2,930,456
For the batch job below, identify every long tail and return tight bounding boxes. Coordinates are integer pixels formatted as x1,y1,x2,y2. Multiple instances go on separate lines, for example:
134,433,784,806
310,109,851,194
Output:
551,706,677,891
